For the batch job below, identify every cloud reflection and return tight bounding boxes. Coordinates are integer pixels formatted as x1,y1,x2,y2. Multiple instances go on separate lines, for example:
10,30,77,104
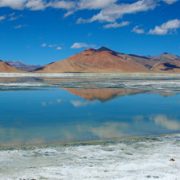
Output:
41,98,62,107
2,114,180,147
70,100,95,107
153,115,180,130
91,122,129,139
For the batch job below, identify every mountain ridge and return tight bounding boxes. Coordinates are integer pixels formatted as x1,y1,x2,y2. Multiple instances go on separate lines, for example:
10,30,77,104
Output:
0,60,23,73
0,47,180,73
36,47,180,73
6,61,42,71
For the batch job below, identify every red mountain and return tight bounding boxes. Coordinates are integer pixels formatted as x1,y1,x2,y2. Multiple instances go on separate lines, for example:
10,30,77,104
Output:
36,47,150,73
36,47,180,73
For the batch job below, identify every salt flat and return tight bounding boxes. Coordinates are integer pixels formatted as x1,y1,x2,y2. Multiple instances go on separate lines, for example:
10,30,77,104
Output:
1,72,180,78
0,134,179,180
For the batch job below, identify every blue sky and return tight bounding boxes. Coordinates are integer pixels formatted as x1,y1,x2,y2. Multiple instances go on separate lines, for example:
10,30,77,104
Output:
0,0,180,65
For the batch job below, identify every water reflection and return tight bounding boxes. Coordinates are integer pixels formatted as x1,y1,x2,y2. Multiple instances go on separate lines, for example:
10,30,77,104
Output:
0,83,180,147
0,114,180,147
153,115,180,131
65,88,145,101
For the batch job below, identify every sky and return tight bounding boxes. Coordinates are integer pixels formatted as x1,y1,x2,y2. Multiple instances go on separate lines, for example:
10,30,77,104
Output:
0,0,180,65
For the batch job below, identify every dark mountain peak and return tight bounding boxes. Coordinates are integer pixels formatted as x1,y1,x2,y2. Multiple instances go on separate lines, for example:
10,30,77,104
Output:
151,52,179,61
96,46,121,56
160,52,177,56
97,46,113,52
128,54,150,60
84,48,96,52
159,52,178,60
162,52,169,55
82,47,119,56
160,52,175,57
84,47,114,53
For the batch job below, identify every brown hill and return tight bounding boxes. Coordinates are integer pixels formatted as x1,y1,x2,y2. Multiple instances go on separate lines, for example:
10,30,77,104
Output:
36,47,150,73
150,53,180,72
36,47,180,73
64,88,145,101
0,60,22,72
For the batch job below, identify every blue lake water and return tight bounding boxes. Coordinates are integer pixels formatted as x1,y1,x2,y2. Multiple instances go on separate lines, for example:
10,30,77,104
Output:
0,77,180,147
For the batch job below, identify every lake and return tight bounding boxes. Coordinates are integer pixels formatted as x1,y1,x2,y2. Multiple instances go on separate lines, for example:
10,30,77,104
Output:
0,75,180,179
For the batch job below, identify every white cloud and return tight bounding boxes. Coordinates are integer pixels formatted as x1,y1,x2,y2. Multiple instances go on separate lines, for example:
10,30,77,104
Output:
41,43,47,47
80,0,157,23
0,15,6,21
0,0,177,12
8,13,22,21
41,43,62,50
149,19,180,35
26,0,46,10
132,25,145,34
0,0,25,9
49,1,76,17
14,24,25,29
71,42,96,49
0,0,74,10
78,0,117,10
56,46,62,50
76,17,88,24
49,0,117,17
162,0,178,4
0,0,178,29
103,21,130,29
0,13,21,22
49,1,75,10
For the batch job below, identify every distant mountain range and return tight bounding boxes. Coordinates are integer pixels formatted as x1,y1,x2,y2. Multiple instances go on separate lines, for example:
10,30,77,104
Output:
0,60,22,72
6,61,42,72
0,47,180,73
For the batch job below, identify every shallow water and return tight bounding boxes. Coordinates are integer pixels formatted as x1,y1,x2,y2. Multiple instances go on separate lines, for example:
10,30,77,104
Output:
0,76,180,179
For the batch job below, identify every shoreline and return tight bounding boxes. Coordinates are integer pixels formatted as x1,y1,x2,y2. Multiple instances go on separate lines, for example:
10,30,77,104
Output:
0,133,179,179
1,72,180,78
0,133,177,151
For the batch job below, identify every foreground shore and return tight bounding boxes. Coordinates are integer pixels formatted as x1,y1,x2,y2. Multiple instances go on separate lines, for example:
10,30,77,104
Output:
0,134,179,180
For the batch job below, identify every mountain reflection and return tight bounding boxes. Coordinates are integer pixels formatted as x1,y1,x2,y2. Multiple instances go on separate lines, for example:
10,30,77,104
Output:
64,88,145,101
